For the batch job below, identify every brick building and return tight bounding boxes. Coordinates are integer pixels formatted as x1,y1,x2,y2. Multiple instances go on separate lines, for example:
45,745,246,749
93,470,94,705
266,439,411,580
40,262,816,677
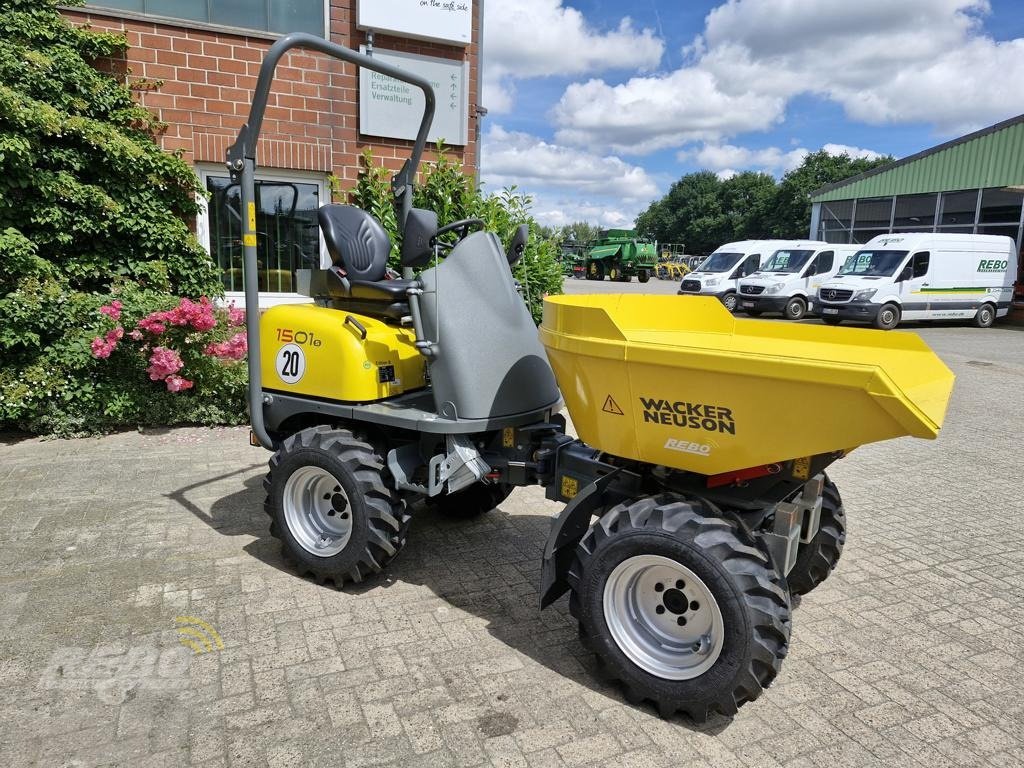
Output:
63,1,481,305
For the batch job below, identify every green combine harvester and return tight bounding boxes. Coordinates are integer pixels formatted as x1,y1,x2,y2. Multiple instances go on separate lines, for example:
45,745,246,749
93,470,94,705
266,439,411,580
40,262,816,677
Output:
585,229,657,282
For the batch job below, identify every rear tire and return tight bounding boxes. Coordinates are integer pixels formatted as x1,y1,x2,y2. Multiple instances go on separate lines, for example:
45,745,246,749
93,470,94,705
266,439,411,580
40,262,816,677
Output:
428,482,514,518
784,296,807,321
786,477,846,596
821,316,842,326
972,302,996,328
265,426,410,585
873,303,900,330
568,494,790,722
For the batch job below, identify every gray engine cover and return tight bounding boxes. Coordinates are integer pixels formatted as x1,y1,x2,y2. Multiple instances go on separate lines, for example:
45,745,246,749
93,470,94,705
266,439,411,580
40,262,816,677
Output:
418,232,561,420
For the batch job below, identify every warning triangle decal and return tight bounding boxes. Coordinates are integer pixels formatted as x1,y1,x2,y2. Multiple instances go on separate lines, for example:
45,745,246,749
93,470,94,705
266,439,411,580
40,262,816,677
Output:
602,395,625,415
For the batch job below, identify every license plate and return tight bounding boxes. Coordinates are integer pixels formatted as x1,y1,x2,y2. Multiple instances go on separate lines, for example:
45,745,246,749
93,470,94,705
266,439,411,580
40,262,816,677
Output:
741,301,755,308
823,308,839,315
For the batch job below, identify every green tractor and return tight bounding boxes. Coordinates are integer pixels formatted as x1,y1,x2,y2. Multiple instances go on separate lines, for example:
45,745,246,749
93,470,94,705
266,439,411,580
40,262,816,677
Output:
585,229,657,283
559,241,588,279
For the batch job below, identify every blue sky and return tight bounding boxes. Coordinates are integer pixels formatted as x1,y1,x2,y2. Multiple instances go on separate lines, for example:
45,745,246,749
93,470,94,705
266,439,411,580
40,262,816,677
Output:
478,0,1024,228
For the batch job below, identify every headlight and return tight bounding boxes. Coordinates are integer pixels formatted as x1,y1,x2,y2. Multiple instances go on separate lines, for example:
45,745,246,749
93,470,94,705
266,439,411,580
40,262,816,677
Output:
853,288,877,301
704,277,720,287
767,283,785,294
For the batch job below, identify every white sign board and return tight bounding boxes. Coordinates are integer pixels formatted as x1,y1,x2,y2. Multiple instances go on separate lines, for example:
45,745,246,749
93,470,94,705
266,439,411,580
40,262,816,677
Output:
357,0,473,46
359,47,469,146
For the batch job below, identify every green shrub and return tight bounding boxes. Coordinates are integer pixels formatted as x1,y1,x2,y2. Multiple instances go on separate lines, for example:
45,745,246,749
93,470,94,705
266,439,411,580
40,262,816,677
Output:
0,281,247,437
341,145,564,321
0,0,231,436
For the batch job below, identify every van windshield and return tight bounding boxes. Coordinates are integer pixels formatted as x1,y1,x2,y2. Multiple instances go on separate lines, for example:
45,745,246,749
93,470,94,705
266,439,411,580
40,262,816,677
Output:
760,250,813,274
698,252,742,272
837,250,909,277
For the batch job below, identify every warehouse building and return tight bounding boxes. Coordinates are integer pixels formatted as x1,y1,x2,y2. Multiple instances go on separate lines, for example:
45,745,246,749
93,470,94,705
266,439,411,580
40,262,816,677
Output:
64,1,481,306
808,114,1024,310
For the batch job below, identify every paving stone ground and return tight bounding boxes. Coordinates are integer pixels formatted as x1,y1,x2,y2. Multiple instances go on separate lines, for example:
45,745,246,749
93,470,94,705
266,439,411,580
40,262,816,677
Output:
1,322,1023,768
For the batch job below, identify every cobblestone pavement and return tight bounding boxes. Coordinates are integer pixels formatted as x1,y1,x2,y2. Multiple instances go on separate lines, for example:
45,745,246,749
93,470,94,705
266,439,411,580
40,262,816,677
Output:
1,324,1023,768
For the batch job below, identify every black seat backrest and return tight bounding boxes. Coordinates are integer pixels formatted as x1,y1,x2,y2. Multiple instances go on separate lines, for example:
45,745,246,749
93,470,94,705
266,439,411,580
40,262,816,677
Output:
317,205,391,282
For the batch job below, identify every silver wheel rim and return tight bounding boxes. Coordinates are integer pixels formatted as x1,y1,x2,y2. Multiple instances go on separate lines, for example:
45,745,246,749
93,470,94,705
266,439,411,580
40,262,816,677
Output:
881,308,896,326
980,307,993,324
723,294,737,311
283,466,353,557
603,555,725,680
788,300,804,319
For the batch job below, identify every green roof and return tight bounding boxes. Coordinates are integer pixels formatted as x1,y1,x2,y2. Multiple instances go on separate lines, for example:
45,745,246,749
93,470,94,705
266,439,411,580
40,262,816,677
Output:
811,114,1024,202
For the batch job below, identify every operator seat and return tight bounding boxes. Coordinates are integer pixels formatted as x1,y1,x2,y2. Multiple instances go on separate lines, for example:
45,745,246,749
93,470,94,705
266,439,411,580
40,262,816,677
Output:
317,205,416,320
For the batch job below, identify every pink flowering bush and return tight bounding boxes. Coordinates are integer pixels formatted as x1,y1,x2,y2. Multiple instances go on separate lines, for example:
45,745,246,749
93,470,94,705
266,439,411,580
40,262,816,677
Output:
88,293,248,398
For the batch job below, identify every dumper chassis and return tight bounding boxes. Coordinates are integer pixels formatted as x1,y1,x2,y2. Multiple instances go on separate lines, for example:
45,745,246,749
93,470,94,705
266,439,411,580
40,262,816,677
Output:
230,35,952,722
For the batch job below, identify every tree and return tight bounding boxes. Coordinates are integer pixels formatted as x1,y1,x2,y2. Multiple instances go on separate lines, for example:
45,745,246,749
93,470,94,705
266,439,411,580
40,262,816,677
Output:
636,171,776,255
560,221,602,243
767,150,892,238
0,0,219,297
635,151,894,253
343,146,563,322
720,171,777,240
0,0,238,436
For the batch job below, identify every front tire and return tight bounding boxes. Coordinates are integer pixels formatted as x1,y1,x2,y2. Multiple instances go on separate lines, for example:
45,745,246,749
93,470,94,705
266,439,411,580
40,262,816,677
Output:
265,426,410,585
786,477,846,596
873,303,900,330
568,495,790,722
638,270,651,284
972,302,996,328
784,296,807,321
721,292,738,312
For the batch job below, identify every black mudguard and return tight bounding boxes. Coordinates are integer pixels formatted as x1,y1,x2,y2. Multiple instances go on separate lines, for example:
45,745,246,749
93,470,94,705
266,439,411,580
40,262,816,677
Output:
539,469,621,608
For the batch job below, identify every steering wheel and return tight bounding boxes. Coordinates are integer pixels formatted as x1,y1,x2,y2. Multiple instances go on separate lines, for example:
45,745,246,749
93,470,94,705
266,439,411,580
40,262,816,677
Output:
430,218,486,251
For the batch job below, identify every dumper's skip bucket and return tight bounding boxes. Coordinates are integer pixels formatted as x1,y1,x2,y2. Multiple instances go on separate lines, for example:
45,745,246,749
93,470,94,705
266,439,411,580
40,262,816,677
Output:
539,295,955,475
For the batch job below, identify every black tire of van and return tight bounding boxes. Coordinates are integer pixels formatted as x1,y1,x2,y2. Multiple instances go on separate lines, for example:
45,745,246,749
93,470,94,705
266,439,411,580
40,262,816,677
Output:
873,303,900,331
784,296,807,321
973,303,996,328
721,292,738,312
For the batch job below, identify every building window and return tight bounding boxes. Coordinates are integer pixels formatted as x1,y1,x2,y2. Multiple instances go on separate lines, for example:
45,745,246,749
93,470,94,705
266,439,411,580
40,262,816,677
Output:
819,200,853,242
978,187,1024,225
893,193,937,229
199,168,326,298
851,196,892,243
88,0,325,36
939,190,979,226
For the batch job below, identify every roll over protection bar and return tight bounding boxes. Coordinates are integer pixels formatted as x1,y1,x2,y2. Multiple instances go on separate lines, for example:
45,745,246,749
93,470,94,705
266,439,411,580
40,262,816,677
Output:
226,33,436,449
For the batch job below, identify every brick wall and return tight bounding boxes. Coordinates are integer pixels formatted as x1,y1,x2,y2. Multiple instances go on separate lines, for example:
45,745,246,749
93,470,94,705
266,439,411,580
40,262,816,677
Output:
63,1,480,192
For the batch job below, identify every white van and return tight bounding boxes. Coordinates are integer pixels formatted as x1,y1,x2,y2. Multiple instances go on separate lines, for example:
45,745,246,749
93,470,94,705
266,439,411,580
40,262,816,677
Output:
816,233,1018,329
736,242,859,320
677,240,791,311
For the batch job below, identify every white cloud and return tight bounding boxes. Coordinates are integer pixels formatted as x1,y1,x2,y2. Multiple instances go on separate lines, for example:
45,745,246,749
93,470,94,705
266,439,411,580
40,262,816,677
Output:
552,0,1024,152
483,0,663,114
821,144,884,161
680,142,884,175
481,125,658,200
480,125,658,227
552,69,785,154
528,196,639,229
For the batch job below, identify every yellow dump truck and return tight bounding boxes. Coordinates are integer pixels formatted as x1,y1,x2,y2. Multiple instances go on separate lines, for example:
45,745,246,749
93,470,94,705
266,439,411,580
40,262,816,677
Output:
231,34,955,723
